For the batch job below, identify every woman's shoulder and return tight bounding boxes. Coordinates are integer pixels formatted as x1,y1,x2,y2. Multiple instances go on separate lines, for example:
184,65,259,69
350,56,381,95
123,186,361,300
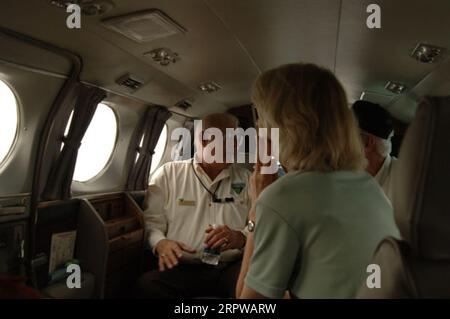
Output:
257,171,321,209
262,170,364,192
258,170,376,210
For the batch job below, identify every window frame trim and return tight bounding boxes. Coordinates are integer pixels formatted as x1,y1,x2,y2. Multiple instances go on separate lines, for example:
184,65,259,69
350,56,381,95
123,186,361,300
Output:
149,123,169,176
0,79,21,169
71,102,120,183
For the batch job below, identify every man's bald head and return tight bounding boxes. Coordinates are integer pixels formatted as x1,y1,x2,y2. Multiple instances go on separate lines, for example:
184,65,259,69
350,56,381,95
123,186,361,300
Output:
194,112,239,143
202,113,239,131
194,112,239,168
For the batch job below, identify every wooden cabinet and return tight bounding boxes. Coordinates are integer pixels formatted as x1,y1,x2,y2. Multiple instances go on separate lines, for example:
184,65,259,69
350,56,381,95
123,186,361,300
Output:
88,193,145,298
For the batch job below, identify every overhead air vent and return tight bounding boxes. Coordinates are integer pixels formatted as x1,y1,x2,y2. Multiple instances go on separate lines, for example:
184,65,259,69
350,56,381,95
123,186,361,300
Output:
102,9,186,43
116,73,144,92
360,91,394,106
175,99,193,110
385,81,407,95
410,43,446,64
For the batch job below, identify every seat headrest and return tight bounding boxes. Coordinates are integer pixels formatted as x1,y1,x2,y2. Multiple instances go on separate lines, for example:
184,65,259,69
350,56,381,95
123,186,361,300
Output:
393,97,450,260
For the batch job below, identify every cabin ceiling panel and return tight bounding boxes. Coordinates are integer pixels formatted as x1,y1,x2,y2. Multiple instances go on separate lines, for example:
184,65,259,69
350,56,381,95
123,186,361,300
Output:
206,0,341,72
336,0,450,115
1,0,450,120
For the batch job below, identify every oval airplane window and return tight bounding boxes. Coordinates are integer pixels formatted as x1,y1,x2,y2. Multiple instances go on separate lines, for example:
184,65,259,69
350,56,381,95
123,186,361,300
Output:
136,125,168,176
65,103,118,182
150,124,168,174
0,80,19,166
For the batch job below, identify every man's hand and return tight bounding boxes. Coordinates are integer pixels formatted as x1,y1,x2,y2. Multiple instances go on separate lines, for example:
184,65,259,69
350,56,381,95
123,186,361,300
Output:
204,225,245,252
155,239,196,272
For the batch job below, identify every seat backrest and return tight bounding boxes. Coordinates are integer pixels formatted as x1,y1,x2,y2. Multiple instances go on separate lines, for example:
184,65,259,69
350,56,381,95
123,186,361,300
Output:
358,97,450,298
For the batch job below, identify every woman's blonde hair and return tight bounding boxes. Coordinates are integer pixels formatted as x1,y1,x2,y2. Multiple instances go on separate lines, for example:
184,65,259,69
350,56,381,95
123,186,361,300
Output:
252,63,365,172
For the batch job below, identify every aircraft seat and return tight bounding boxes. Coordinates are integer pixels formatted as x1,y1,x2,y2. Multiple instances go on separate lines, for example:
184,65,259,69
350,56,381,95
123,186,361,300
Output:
358,97,450,298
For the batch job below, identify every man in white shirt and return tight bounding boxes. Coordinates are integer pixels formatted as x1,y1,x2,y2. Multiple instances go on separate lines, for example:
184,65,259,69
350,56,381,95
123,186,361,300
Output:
353,101,397,201
134,113,251,298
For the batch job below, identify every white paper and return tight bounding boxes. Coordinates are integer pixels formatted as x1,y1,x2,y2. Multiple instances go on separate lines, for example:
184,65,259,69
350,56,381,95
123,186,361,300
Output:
48,230,77,273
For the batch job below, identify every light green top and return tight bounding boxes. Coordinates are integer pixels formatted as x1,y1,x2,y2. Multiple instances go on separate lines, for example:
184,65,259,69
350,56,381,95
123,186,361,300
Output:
245,170,400,299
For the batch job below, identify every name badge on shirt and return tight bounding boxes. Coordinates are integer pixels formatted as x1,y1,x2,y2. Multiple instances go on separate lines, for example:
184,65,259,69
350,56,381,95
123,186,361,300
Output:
178,198,196,206
231,182,246,195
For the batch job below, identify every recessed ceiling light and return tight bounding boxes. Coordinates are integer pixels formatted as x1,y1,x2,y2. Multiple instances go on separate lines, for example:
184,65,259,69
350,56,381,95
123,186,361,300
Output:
410,43,446,64
385,81,407,94
49,0,114,16
82,1,115,16
102,9,186,43
49,0,68,9
144,48,180,66
198,82,221,93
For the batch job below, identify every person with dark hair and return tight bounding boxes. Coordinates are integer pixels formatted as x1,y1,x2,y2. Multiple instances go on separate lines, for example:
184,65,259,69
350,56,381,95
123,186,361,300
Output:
352,101,397,201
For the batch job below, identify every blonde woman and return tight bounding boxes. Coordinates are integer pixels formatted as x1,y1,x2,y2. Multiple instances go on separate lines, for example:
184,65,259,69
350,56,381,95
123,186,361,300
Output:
236,63,399,299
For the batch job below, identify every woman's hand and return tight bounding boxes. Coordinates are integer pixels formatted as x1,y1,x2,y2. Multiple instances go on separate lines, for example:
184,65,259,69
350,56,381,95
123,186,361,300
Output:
250,134,279,205
250,162,278,205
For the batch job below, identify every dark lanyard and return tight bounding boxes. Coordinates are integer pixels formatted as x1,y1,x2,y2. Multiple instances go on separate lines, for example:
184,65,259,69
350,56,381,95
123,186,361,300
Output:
191,159,234,203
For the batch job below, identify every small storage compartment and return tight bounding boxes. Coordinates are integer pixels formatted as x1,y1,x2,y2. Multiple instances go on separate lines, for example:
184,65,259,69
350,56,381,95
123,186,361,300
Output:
33,200,80,289
108,229,144,252
105,217,139,239
89,193,144,298
31,199,104,299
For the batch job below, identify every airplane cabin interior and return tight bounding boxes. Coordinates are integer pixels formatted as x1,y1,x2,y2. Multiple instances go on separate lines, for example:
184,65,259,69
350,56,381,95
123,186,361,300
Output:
0,0,450,301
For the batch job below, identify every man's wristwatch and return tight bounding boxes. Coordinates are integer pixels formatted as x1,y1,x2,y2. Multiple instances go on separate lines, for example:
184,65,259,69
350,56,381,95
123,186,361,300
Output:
247,220,255,233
